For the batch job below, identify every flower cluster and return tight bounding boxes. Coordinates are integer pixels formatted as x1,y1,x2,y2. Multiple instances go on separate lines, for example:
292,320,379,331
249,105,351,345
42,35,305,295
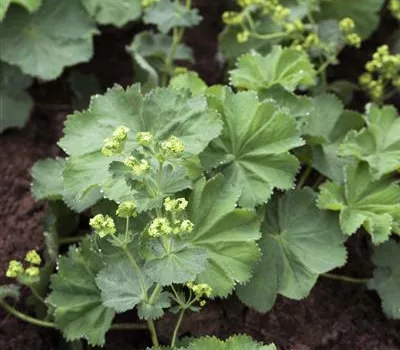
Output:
359,45,400,101
6,250,42,279
161,135,185,157
164,197,188,212
339,17,361,48
124,156,150,176
136,131,153,147
89,214,116,238
186,282,213,307
389,0,400,20
116,201,137,218
101,125,129,157
147,217,194,237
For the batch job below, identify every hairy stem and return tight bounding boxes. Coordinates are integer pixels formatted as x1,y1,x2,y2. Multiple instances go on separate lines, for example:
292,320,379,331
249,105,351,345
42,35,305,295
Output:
321,273,369,284
147,320,159,347
171,308,186,347
297,165,312,189
0,300,55,328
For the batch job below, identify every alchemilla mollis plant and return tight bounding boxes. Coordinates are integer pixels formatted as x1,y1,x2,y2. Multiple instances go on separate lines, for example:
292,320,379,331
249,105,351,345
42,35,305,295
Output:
1,0,400,349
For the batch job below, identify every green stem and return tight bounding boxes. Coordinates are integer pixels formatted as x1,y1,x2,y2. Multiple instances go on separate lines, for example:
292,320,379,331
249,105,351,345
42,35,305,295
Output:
125,217,130,242
321,273,369,284
147,320,159,347
171,308,185,348
297,165,312,189
59,236,84,245
30,286,46,305
0,300,55,328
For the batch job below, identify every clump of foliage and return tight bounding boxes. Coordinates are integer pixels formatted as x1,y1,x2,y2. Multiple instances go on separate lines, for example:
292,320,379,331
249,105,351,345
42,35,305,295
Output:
1,0,400,349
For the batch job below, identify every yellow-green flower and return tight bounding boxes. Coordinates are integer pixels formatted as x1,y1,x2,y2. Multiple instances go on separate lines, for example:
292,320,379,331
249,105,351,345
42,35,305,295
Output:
136,132,153,147
148,217,173,237
187,282,213,299
6,260,24,278
25,266,40,277
89,214,116,238
25,250,41,266
124,157,150,176
237,30,250,43
161,136,185,157
163,197,188,212
116,201,137,218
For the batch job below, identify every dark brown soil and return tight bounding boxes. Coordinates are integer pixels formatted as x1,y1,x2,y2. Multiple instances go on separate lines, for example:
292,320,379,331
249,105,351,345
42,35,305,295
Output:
1,1,400,349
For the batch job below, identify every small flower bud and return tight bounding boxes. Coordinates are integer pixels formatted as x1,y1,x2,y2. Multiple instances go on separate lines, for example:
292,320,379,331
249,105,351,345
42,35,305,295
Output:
89,214,116,238
124,157,150,176
25,266,40,277
112,126,129,141
136,132,153,147
163,197,188,212
222,11,243,25
180,220,194,233
339,17,355,33
237,30,250,43
116,201,137,218
161,136,185,157
148,217,173,237
25,250,41,266
6,260,24,278
187,282,213,299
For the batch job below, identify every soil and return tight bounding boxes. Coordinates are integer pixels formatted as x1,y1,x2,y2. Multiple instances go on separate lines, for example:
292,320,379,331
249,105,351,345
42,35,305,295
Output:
1,1,400,350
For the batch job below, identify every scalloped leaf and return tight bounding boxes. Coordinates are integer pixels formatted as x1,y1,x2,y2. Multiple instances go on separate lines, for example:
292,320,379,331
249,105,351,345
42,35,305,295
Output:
137,291,171,320
0,0,41,21
47,239,115,346
229,47,316,92
143,238,208,286
31,158,65,200
96,258,153,313
340,104,400,179
237,188,347,312
0,0,97,80
81,0,141,27
170,72,207,96
201,87,304,207
143,0,202,34
368,240,400,319
317,162,400,244
0,61,33,132
59,84,222,212
185,175,261,297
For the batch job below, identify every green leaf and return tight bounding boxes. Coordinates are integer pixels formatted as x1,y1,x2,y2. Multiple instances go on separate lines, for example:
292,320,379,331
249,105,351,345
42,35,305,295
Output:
143,0,202,34
59,85,222,212
317,162,400,244
170,72,207,96
340,104,400,179
316,0,385,39
170,335,276,350
126,31,193,91
81,0,141,27
143,238,208,285
202,88,304,207
368,240,400,319
0,0,97,80
0,62,33,132
237,188,346,312
0,0,41,21
31,158,65,200
95,258,152,313
47,239,115,346
229,47,316,92
185,175,261,297
0,284,20,301
137,291,171,320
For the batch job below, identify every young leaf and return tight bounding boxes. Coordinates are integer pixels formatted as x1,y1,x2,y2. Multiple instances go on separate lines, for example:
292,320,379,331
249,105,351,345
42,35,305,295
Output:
237,188,347,313
0,0,97,80
340,105,400,179
137,291,171,320
317,0,385,39
59,85,222,212
317,162,400,244
0,62,33,132
95,258,153,313
31,158,65,200
202,88,304,207
81,0,141,27
0,284,20,301
170,72,207,96
143,0,202,34
368,240,400,319
186,175,261,297
157,335,276,350
0,0,41,21
143,238,208,286
229,47,316,92
47,239,115,346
